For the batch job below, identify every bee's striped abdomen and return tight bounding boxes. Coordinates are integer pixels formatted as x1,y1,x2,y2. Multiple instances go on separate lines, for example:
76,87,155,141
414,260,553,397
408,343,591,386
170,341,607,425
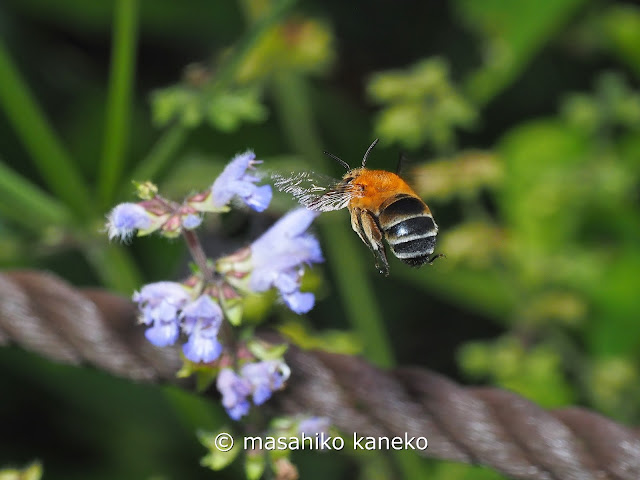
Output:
379,194,438,267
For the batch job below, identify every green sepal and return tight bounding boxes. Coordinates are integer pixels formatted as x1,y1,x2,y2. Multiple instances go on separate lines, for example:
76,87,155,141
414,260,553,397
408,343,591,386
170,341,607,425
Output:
198,429,241,471
247,339,288,361
176,356,219,392
244,450,266,480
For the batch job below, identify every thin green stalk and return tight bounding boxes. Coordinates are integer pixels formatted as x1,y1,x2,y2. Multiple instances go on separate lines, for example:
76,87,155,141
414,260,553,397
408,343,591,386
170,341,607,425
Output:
209,0,297,95
271,72,394,368
0,160,73,231
98,0,139,207
83,242,142,294
0,42,92,218
321,222,395,367
126,123,187,187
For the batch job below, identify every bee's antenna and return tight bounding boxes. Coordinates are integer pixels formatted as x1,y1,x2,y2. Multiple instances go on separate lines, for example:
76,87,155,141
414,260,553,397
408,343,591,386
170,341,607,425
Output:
362,138,379,167
323,151,350,170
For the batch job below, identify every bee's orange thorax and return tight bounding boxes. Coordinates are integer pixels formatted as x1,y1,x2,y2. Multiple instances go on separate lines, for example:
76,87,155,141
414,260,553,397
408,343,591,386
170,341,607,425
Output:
345,168,419,214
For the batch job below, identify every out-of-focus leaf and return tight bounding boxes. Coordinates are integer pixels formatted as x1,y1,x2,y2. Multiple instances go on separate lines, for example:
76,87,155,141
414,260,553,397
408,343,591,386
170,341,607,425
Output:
245,450,266,480
498,120,589,263
563,73,640,134
456,0,586,103
411,151,503,201
521,291,587,328
396,265,519,322
460,337,575,408
235,16,334,83
588,356,640,422
430,461,509,480
368,58,476,151
438,221,506,269
587,252,640,356
151,85,268,131
0,461,42,480
601,5,640,78
199,429,241,470
277,320,362,355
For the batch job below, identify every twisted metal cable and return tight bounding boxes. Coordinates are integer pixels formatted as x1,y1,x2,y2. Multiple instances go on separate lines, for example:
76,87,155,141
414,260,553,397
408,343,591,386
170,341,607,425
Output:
1,270,638,480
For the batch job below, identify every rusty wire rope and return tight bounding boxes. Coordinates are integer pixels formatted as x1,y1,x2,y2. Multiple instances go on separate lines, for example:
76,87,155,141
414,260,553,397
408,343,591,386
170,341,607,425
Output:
1,270,638,480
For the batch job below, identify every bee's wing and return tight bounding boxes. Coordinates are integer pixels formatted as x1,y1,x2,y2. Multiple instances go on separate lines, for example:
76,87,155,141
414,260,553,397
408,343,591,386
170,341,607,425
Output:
272,171,355,212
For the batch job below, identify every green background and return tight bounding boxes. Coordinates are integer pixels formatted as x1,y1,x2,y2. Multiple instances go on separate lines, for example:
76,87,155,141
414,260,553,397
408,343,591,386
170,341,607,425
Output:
1,0,639,478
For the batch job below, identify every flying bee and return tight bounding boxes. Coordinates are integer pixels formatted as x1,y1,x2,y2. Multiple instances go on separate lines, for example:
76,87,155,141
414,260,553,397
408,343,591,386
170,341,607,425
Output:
273,139,442,276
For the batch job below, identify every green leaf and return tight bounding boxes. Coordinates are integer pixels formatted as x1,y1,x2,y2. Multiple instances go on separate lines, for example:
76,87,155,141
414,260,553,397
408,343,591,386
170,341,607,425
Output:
601,5,640,78
0,160,73,231
0,42,93,218
457,0,587,104
199,430,241,471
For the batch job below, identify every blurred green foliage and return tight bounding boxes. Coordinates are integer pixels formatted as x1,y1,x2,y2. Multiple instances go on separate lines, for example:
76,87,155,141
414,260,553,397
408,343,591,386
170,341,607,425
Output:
1,0,640,479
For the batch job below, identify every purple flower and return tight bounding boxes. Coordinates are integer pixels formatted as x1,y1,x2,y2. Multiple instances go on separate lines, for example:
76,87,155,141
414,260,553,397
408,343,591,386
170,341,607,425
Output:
217,368,252,420
180,295,223,363
298,417,331,436
241,360,291,406
249,208,323,314
107,203,153,241
210,151,272,212
133,282,191,347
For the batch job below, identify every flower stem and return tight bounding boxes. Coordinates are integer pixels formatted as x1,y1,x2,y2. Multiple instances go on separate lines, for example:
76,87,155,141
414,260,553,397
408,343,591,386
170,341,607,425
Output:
182,229,213,282
0,41,92,218
98,0,139,208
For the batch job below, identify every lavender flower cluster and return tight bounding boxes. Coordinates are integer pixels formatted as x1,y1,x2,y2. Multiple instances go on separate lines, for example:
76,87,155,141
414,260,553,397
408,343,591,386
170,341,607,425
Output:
106,151,323,420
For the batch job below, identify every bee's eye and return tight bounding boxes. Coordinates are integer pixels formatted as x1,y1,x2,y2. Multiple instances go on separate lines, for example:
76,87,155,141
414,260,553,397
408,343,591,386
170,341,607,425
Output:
344,176,354,183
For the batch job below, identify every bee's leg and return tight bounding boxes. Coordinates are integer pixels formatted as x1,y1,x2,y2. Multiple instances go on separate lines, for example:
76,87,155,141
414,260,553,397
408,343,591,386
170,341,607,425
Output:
350,208,389,276
427,253,445,264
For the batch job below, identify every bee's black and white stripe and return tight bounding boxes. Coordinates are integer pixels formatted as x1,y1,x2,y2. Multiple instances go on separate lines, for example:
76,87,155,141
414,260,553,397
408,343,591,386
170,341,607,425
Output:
378,194,438,267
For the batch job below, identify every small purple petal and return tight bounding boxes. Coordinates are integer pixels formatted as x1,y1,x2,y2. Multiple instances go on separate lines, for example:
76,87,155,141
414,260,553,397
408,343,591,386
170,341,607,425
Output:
183,335,223,363
145,320,179,347
252,384,273,406
244,184,272,212
226,400,251,421
217,368,252,420
210,151,272,211
182,213,202,230
248,208,322,314
133,281,190,348
107,203,152,241
181,295,224,363
181,295,223,333
282,291,315,314
251,209,320,261
241,360,290,406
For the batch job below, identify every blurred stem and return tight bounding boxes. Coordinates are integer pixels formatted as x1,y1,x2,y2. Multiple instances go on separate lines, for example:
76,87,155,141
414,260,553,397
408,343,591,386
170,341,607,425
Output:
211,0,297,94
0,41,92,219
127,0,296,189
98,0,139,208
271,72,394,368
183,229,213,281
127,123,187,187
320,223,395,367
83,242,142,294
0,160,73,231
